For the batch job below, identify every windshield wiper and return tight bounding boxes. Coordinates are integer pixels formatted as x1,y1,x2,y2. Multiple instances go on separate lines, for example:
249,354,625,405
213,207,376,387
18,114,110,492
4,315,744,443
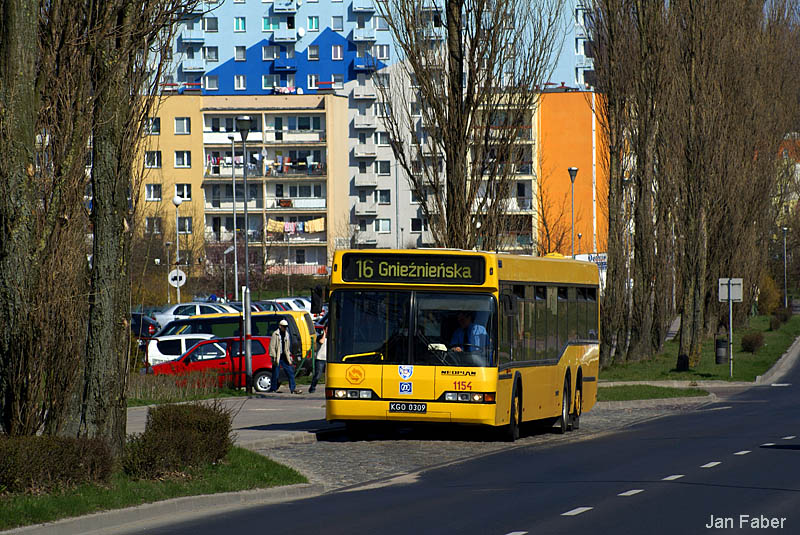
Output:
342,351,384,362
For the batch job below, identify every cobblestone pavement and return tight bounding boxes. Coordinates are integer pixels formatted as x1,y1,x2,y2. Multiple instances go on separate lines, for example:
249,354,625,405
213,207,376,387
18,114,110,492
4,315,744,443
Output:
256,401,706,492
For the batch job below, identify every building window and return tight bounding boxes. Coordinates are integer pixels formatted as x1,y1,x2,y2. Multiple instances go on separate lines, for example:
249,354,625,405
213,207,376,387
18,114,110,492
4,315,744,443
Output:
378,189,391,204
263,45,278,60
145,151,162,168
145,184,162,201
263,16,279,31
204,75,219,90
359,219,367,232
145,117,160,135
308,45,319,60
235,75,246,90
175,183,192,201
203,46,218,62
307,74,318,89
411,218,428,232
375,131,389,145
377,160,391,175
204,17,218,32
375,219,391,233
296,249,306,264
375,44,389,60
174,151,191,168
376,101,389,117
235,46,247,61
234,17,246,32
332,16,343,31
174,117,191,135
358,189,369,203
178,216,193,234
332,44,343,61
145,217,162,234
287,73,295,87
283,45,295,58
332,73,344,89
376,16,389,30
307,16,319,31
263,74,279,89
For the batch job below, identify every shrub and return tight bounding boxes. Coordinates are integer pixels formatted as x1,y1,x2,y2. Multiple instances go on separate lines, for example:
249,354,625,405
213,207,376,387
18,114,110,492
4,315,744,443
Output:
775,307,792,323
0,436,112,494
770,315,781,331
122,401,233,479
757,274,780,316
741,331,764,353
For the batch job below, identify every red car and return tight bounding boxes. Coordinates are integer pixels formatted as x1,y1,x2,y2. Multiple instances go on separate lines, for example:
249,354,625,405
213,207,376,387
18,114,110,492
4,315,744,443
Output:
149,336,276,392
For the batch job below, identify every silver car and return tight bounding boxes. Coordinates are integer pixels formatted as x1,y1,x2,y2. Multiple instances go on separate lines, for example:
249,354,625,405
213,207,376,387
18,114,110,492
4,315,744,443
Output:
146,333,216,366
151,302,236,328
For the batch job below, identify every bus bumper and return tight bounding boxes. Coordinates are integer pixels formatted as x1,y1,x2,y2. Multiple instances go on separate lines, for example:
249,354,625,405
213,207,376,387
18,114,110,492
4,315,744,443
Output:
326,400,498,426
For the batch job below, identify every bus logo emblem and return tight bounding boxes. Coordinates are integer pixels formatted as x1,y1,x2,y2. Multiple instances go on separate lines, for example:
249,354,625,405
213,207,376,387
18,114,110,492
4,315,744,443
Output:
399,382,413,395
346,365,365,385
398,365,413,380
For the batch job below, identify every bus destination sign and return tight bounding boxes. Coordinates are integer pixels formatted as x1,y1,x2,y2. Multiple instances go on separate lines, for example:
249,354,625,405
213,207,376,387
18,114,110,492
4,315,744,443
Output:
341,253,486,285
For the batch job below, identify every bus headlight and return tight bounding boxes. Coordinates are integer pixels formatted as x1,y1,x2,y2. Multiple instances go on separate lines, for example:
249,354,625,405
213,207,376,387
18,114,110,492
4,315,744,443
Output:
445,392,458,401
458,393,470,402
335,389,347,398
471,393,484,402
359,390,372,399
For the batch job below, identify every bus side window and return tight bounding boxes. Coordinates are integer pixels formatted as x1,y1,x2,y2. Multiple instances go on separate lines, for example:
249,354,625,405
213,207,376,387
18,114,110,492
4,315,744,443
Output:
587,287,598,340
577,287,588,339
534,286,547,359
557,287,568,354
568,287,578,342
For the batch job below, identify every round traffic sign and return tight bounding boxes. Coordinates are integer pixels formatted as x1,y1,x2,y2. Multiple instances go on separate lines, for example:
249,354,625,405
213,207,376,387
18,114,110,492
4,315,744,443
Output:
168,268,187,288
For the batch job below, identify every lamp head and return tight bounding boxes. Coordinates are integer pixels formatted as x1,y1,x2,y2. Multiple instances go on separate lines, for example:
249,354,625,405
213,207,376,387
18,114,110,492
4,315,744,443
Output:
236,116,253,142
172,195,183,208
568,167,578,183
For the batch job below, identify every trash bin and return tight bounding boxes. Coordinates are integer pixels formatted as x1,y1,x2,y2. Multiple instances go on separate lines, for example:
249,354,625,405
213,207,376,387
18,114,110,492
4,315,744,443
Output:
715,338,728,364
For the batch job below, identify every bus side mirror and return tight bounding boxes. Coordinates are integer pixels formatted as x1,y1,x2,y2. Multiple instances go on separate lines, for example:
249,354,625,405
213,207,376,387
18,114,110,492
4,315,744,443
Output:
500,292,517,316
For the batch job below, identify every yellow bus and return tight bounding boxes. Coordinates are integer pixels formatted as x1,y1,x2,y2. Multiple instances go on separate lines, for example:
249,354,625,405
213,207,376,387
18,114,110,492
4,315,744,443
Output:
325,249,600,440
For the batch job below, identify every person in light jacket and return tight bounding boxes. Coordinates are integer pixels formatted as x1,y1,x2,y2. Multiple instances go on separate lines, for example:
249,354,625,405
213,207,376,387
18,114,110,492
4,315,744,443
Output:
309,326,327,393
268,319,301,394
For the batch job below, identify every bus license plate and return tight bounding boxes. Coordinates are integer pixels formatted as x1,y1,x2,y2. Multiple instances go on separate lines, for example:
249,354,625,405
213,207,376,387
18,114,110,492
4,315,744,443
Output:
389,402,427,413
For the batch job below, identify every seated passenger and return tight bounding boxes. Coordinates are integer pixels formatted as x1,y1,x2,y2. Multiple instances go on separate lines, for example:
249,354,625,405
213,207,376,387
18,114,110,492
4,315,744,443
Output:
449,311,488,352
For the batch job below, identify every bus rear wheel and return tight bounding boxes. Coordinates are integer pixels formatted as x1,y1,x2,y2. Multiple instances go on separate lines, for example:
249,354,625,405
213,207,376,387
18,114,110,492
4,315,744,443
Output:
556,379,570,435
571,387,582,431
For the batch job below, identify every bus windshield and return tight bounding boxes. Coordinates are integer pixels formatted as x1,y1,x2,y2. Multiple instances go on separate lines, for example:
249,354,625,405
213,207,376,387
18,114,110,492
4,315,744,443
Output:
330,290,496,367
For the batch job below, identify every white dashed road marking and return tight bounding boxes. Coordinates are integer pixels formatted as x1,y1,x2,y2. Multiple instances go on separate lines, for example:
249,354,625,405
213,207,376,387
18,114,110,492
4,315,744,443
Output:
734,450,751,456
562,507,593,517
504,532,528,535
662,474,684,481
782,435,796,440
701,462,721,468
618,489,644,497
771,383,791,387
762,443,776,447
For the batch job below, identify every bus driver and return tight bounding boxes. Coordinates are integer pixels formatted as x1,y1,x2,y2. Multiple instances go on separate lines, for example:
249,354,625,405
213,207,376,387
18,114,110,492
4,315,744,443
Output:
449,311,488,352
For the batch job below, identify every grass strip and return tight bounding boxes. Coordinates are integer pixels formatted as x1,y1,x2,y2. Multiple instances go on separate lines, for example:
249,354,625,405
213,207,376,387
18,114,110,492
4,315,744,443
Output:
601,314,800,382
598,385,708,402
128,387,248,407
0,447,306,531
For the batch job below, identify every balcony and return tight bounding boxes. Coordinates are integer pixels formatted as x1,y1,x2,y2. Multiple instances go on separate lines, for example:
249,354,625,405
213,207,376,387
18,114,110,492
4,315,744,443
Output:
354,143,377,157
355,231,378,245
263,129,326,144
182,58,205,72
274,28,297,42
273,0,297,13
267,197,327,210
354,115,377,129
203,131,264,145
353,0,376,12
204,197,264,211
355,201,377,215
274,57,298,71
181,29,205,43
354,54,377,71
508,196,534,212
353,28,377,41
354,172,378,187
264,163,327,178
353,84,377,99
204,163,264,179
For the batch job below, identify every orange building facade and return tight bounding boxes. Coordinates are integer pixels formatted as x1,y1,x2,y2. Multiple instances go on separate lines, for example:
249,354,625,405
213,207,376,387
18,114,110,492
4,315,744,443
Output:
536,90,608,256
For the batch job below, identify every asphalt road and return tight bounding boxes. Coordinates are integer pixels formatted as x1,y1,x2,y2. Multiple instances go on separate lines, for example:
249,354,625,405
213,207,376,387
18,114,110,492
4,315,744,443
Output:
139,372,799,535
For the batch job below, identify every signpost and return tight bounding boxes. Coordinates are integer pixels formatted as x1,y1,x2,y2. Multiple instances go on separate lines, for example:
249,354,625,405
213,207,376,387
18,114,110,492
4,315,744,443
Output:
168,268,187,289
718,278,743,378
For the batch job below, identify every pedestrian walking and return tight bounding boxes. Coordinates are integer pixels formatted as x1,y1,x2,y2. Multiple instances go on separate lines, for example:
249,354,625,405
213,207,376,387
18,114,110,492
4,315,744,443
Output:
309,327,327,393
268,319,301,394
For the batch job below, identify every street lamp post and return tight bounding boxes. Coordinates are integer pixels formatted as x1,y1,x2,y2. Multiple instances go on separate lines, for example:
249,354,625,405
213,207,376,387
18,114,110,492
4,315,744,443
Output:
577,232,582,256
568,167,579,258
236,116,254,394
223,245,235,302
164,242,172,304
783,226,788,308
228,135,240,301
172,195,183,303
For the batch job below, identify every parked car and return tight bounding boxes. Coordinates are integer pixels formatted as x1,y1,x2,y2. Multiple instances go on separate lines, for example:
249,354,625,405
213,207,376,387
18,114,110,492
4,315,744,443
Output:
313,311,328,336
146,333,216,366
152,310,318,376
226,301,261,312
148,336,276,392
130,312,160,351
256,300,291,311
151,302,236,328
274,297,311,313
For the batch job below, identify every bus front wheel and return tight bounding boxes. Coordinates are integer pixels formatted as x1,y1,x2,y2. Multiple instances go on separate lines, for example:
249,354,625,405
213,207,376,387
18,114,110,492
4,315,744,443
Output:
504,387,521,442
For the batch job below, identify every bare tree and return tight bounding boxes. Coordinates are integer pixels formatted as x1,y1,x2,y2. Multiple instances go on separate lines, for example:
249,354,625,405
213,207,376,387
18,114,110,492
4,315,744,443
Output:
374,0,567,250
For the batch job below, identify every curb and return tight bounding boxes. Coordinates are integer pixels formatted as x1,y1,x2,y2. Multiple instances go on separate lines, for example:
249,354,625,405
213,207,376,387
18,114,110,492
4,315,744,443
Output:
597,392,717,409
4,484,325,535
